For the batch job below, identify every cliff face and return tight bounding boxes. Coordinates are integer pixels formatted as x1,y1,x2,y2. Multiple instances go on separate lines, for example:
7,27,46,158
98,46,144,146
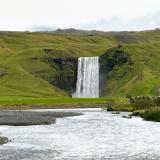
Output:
41,47,131,97
99,47,131,96
41,53,78,95
51,58,77,95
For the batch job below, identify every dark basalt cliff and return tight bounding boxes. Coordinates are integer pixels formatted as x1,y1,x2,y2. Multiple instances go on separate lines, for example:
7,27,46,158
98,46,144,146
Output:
41,49,78,95
51,58,78,94
99,47,131,96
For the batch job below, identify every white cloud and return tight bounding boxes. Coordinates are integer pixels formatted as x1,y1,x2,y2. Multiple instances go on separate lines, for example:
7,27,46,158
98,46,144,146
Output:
0,0,160,31
79,12,160,31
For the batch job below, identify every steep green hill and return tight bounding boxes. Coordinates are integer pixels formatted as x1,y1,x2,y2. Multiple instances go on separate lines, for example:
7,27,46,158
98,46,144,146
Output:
0,30,160,97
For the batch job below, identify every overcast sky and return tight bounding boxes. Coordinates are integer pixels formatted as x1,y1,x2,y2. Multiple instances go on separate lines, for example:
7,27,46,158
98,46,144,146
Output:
0,0,160,31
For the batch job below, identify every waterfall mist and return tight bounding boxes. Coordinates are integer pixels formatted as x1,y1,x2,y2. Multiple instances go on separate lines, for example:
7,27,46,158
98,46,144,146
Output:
72,57,99,98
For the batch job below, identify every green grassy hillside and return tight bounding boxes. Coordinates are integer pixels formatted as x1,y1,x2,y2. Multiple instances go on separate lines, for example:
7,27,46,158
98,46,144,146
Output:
105,34,160,97
0,30,160,98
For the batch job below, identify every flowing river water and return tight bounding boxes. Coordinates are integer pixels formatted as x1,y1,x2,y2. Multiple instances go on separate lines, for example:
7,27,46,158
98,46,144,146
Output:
0,108,160,160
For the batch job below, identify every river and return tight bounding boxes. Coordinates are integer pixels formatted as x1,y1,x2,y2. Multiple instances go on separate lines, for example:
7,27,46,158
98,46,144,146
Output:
0,108,160,160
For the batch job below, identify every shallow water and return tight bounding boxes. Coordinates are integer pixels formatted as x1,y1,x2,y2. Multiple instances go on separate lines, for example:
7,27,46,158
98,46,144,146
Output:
0,108,160,160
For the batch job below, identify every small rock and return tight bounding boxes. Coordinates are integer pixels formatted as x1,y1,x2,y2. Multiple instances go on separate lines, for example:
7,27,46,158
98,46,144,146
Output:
112,111,120,114
122,115,132,119
0,136,10,145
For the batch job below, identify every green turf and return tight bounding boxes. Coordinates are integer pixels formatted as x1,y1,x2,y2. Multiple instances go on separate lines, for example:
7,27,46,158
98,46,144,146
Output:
0,96,109,105
0,96,125,109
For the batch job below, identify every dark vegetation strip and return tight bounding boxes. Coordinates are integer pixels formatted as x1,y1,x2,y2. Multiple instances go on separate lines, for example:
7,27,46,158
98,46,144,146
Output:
107,96,160,122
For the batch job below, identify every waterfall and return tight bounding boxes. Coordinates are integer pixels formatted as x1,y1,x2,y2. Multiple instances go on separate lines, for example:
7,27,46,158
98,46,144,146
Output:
72,56,99,98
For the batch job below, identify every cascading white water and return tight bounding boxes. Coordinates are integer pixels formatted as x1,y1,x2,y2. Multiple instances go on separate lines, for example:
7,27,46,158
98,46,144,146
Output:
72,56,99,98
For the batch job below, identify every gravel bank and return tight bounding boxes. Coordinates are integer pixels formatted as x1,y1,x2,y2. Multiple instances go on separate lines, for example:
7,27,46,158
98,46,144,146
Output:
0,110,82,126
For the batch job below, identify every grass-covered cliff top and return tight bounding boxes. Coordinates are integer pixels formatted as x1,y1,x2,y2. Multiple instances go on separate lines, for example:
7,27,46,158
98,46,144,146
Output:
0,30,160,98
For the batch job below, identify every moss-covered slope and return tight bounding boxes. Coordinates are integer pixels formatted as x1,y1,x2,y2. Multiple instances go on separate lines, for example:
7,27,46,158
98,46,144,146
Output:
0,30,160,97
